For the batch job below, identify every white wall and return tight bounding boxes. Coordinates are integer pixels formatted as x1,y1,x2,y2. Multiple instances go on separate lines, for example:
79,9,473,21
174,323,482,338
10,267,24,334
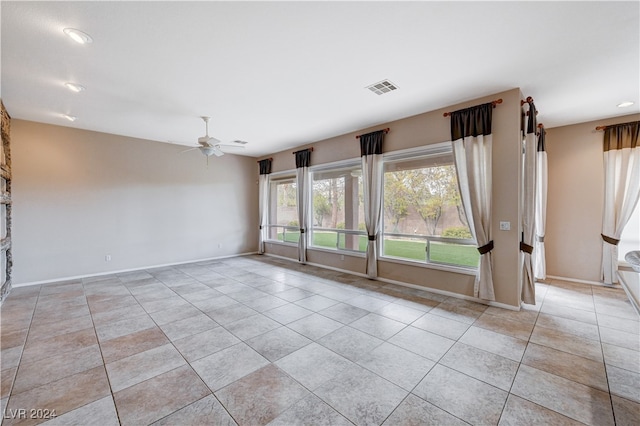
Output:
545,113,640,283
12,120,259,284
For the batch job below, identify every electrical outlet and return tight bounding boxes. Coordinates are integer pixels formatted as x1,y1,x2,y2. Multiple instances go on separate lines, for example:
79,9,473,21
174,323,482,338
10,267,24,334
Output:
499,221,511,231
340,254,345,261
218,243,222,248
105,254,111,262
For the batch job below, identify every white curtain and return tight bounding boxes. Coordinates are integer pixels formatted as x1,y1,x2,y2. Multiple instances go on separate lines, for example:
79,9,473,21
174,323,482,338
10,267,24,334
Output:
257,158,272,254
451,103,495,301
295,149,311,263
601,122,640,284
534,128,548,280
521,101,537,304
360,130,385,278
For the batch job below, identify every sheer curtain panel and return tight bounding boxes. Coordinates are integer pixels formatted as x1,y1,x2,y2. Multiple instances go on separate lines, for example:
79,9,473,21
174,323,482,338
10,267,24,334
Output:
360,130,385,278
295,149,312,263
450,103,496,301
521,100,537,304
534,127,548,280
601,121,640,284
258,158,272,254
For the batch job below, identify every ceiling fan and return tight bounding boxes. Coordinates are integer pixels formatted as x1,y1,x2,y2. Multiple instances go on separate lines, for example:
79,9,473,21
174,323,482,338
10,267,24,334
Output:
181,116,246,159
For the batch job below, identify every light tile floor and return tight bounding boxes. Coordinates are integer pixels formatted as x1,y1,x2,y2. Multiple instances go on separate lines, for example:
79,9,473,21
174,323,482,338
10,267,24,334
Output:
1,255,639,425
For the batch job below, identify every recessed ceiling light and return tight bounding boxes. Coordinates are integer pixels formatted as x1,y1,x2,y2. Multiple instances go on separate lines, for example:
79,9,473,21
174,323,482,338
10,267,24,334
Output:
62,114,77,122
63,28,93,44
617,101,634,108
65,82,85,93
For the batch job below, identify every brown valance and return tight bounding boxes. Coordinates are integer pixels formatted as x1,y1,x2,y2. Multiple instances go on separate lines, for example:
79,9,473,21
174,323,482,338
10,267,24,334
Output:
603,121,639,152
537,126,546,152
359,130,385,156
450,102,494,141
258,158,272,175
294,148,312,168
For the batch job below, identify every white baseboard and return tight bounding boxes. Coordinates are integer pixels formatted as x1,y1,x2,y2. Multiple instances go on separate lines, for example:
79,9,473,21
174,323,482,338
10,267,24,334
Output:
546,275,605,286
13,252,259,287
264,253,520,311
375,276,520,311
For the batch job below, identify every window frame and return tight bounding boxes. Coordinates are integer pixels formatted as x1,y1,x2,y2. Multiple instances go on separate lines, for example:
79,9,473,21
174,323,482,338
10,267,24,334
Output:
380,142,478,272
308,159,367,256
266,171,299,246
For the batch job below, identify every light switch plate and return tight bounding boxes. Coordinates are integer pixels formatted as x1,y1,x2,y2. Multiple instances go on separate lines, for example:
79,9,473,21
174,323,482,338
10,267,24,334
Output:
499,221,511,231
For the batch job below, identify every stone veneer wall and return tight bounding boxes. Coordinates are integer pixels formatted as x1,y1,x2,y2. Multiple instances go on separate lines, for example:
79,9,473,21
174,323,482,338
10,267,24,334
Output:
1,100,12,303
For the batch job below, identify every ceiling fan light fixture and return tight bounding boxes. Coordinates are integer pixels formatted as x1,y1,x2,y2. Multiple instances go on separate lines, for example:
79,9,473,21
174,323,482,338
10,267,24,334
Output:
63,28,93,44
62,114,77,122
200,146,216,156
617,101,634,108
65,82,85,93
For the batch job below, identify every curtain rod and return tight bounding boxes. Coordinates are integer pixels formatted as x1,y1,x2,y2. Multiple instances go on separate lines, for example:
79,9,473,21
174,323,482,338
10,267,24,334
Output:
292,147,313,154
595,120,640,131
355,128,390,139
443,99,502,117
256,157,273,164
521,96,534,106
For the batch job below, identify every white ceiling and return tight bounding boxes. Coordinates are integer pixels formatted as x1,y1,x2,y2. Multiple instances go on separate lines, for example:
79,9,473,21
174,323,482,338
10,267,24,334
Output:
2,1,639,157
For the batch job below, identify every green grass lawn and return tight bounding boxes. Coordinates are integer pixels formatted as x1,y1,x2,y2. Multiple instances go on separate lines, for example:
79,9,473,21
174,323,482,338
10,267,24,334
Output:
277,231,479,268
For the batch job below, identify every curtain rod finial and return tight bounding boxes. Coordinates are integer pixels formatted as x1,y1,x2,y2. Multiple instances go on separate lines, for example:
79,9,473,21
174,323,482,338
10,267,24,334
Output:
520,97,534,106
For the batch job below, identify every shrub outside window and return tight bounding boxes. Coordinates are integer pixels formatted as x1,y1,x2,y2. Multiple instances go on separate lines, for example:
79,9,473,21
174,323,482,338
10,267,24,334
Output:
310,165,366,253
382,148,478,269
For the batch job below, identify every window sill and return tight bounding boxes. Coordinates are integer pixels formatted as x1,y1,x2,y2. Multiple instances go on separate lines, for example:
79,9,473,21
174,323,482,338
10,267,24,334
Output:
265,240,298,248
308,246,366,258
379,256,477,276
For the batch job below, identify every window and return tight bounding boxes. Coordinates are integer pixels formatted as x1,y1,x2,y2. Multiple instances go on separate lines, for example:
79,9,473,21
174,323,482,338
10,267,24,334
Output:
310,164,366,253
382,146,478,268
619,201,640,263
267,176,299,244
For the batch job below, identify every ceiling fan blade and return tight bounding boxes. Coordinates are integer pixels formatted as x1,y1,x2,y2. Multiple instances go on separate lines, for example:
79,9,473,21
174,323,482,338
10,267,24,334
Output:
212,146,225,157
180,147,200,154
198,136,221,146
216,144,246,152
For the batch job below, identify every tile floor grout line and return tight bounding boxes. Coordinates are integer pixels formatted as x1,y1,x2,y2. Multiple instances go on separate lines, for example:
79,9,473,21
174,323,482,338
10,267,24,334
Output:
593,286,620,426
85,275,128,426
3,284,42,425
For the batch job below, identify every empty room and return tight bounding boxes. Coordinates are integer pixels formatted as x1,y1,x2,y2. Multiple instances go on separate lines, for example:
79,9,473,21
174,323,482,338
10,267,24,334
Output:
1,1,639,425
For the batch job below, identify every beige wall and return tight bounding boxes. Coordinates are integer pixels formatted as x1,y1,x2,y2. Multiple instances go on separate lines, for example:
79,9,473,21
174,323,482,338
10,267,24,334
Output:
12,120,259,284
545,113,640,283
262,88,524,308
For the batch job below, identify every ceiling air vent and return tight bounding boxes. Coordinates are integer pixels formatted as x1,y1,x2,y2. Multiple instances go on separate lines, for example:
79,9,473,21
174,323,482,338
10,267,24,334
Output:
366,80,398,95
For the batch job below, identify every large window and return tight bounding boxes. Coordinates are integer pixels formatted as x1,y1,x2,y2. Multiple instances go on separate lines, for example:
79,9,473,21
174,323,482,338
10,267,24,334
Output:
267,176,299,244
619,202,639,264
382,147,478,268
310,164,366,252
